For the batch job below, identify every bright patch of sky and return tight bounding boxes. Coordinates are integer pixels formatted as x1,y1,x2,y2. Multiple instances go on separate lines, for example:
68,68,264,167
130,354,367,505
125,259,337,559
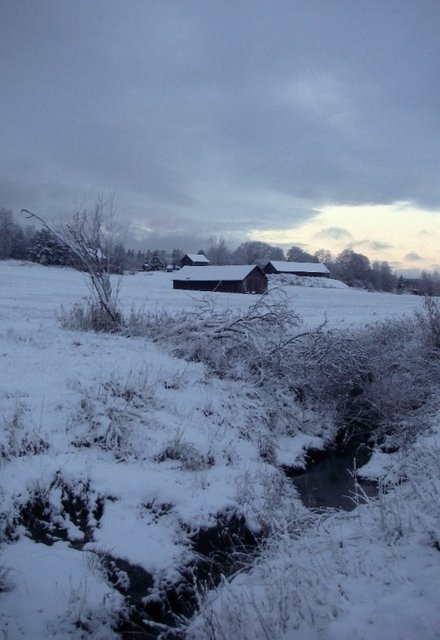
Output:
251,202,440,273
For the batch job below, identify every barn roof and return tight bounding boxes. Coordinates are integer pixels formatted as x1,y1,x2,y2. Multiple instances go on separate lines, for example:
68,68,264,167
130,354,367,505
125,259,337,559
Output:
267,261,329,274
174,265,263,282
184,253,210,263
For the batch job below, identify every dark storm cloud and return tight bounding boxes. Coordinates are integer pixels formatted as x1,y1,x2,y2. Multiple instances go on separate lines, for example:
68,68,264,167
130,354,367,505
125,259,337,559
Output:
1,0,440,243
125,229,241,254
404,252,423,262
350,240,394,251
313,227,353,240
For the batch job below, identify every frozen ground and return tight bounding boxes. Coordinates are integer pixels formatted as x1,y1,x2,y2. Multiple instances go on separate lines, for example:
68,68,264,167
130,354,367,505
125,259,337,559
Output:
0,261,438,639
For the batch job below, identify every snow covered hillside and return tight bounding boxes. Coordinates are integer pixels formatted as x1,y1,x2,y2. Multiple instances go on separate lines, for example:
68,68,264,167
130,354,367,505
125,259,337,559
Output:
1,261,439,639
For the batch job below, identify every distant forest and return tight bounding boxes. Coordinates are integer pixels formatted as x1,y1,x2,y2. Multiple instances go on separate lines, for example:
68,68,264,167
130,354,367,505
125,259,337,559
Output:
1,207,439,294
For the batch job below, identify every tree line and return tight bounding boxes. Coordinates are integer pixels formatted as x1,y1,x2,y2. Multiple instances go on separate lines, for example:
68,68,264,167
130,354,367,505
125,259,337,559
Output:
1,207,437,293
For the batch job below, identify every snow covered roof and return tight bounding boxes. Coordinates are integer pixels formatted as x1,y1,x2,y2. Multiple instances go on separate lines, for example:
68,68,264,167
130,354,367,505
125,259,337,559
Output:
174,265,263,282
185,253,210,263
268,261,329,274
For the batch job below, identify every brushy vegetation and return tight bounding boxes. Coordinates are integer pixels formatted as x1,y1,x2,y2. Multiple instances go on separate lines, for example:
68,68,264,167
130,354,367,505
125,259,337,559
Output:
46,293,440,637
134,294,440,447
58,299,124,334
58,293,440,448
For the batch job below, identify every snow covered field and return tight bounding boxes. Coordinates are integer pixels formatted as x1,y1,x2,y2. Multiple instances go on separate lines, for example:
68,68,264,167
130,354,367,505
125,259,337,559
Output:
1,261,423,330
1,261,439,639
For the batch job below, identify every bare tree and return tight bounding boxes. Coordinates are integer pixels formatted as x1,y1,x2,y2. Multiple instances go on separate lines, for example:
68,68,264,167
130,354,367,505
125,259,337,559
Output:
206,235,231,265
314,248,333,266
286,246,315,262
232,241,284,266
21,197,124,329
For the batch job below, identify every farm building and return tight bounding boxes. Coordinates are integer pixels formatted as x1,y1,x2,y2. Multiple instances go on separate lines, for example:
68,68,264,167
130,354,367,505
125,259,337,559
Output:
264,260,330,277
173,265,268,294
180,253,210,267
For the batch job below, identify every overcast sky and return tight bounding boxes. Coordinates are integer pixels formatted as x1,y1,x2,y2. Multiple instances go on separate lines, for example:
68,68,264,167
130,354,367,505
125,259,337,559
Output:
1,0,440,270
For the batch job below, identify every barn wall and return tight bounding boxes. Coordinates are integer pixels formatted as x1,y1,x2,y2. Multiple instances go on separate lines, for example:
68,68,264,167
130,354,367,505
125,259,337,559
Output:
173,280,220,291
216,281,243,293
243,273,268,294
173,266,267,294
292,271,329,278
173,279,262,293
267,267,329,277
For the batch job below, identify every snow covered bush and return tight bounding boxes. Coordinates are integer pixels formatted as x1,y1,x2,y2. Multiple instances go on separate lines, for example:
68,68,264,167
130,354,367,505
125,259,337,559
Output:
416,295,440,351
0,400,49,460
142,294,334,442
57,284,440,452
23,198,125,332
70,370,162,459
269,273,348,289
141,293,438,448
371,443,440,547
284,313,440,446
58,299,123,333
140,293,300,370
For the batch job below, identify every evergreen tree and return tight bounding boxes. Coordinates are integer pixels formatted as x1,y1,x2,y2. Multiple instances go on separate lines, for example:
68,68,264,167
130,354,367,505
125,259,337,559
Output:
150,250,164,270
28,228,72,265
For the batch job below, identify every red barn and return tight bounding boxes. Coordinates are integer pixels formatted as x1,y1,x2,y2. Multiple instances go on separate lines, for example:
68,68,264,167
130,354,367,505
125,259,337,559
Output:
173,265,268,294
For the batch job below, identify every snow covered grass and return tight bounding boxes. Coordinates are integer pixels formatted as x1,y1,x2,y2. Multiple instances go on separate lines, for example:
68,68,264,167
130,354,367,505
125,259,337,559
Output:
189,438,440,640
1,261,439,638
268,272,349,289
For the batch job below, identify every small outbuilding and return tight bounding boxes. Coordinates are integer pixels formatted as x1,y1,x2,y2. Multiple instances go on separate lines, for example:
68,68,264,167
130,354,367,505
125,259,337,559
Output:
180,253,210,267
173,265,268,294
263,260,330,277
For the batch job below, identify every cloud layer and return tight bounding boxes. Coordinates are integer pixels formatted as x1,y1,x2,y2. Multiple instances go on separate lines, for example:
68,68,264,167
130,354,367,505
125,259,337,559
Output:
1,0,440,251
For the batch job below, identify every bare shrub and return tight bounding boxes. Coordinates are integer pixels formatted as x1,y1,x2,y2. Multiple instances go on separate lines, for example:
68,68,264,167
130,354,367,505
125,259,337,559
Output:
147,294,302,376
124,305,157,336
150,295,438,446
141,294,330,437
57,299,122,333
0,401,49,461
143,293,303,370
22,197,124,332
157,437,213,471
295,315,438,444
58,285,440,449
416,296,440,351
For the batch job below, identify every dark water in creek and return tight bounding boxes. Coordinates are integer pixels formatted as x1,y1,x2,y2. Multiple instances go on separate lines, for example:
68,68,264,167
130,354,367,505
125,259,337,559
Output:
288,445,378,511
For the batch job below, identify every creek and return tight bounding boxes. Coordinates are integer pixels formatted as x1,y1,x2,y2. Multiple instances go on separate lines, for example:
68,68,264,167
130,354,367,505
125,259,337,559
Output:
16,443,379,638
116,444,379,635
286,443,378,511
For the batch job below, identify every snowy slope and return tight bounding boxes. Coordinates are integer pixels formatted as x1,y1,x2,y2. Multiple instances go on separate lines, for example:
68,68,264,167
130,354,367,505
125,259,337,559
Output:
1,261,438,639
